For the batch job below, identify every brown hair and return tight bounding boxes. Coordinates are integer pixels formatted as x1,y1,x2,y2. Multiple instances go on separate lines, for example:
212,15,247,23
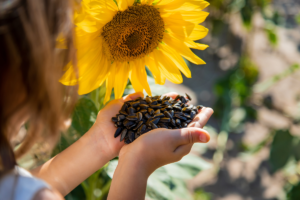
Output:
0,0,77,175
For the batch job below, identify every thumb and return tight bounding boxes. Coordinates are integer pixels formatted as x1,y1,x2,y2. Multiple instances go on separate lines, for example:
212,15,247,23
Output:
170,127,210,146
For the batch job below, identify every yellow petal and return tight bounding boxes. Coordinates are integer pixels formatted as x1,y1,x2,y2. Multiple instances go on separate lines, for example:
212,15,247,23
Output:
158,42,192,77
155,0,174,6
179,11,209,24
117,0,134,11
104,62,116,104
129,62,144,93
189,25,209,40
88,0,118,12
145,54,165,85
184,38,209,50
156,0,209,11
134,58,152,96
152,49,183,84
141,0,154,5
163,33,206,65
114,62,130,99
78,56,109,95
60,42,102,85
163,13,195,37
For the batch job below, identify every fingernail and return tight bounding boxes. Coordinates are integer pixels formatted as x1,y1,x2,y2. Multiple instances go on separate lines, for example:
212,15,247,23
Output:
199,133,208,143
204,108,213,116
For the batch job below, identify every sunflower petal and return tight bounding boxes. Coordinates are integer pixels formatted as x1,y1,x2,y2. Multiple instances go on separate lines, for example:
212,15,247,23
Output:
78,57,109,95
129,62,144,93
163,33,206,65
158,42,192,77
145,54,165,85
118,0,134,11
104,62,116,104
135,58,152,96
184,38,209,50
114,62,130,99
189,25,209,40
152,49,183,84
157,0,209,11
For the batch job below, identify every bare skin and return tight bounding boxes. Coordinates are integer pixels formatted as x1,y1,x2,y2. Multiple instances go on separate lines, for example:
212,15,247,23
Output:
31,92,213,198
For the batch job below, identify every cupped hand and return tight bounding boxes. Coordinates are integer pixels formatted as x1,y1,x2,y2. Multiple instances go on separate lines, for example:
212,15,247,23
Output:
118,95,214,175
88,92,145,160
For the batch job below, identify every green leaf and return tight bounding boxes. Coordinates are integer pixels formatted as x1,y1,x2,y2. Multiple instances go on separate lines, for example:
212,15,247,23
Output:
170,178,193,200
295,13,300,24
147,172,173,200
72,97,98,135
287,182,300,200
292,138,300,161
176,154,212,171
269,130,294,172
162,164,194,179
266,28,278,46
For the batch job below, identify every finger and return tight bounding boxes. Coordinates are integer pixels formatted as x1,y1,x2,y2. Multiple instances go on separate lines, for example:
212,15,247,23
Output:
162,92,178,99
170,127,210,147
174,143,193,157
188,107,214,128
122,92,144,102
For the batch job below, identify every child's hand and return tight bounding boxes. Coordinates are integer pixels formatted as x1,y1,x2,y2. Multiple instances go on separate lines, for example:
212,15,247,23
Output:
107,106,213,200
118,106,213,175
88,92,144,160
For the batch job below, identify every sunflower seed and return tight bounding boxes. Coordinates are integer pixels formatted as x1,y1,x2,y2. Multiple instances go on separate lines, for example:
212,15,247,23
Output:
145,113,151,119
186,93,192,101
150,104,162,109
140,104,149,109
133,121,143,130
112,93,206,143
137,112,143,121
153,109,160,115
150,122,158,129
197,105,204,110
126,115,138,121
129,131,135,142
121,103,128,111
118,115,126,121
123,119,135,127
140,109,147,114
114,127,123,138
160,118,171,123
153,113,164,118
150,118,160,125
148,108,154,115
112,117,118,122
120,129,127,141
119,110,128,115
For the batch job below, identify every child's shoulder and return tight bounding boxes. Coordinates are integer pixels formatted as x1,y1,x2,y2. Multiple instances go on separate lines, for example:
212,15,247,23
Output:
0,167,50,200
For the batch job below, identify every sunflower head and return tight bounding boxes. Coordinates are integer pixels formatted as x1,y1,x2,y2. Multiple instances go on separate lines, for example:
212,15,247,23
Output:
102,4,164,62
60,0,210,103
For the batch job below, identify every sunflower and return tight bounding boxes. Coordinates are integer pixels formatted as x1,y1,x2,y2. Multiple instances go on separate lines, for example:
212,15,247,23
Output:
60,0,209,103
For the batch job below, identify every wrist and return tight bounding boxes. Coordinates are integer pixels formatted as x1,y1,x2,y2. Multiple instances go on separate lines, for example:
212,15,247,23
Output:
118,155,151,178
81,127,111,166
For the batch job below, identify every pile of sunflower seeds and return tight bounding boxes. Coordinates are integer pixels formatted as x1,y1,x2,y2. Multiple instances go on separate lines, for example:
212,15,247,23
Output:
112,94,203,144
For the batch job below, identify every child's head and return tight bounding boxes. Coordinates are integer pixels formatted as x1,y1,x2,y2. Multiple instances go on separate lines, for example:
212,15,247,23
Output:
0,0,77,173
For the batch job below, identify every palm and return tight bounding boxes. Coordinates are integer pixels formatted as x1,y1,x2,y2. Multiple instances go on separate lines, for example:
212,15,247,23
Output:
94,99,126,158
93,92,178,159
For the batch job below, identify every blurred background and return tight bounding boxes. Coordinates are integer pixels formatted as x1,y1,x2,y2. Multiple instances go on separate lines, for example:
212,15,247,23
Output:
18,0,300,199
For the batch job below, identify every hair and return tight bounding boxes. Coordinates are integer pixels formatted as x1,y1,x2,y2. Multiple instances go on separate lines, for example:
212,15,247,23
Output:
0,0,77,176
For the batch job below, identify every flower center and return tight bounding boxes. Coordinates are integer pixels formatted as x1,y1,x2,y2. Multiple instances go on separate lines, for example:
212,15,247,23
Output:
101,4,164,62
